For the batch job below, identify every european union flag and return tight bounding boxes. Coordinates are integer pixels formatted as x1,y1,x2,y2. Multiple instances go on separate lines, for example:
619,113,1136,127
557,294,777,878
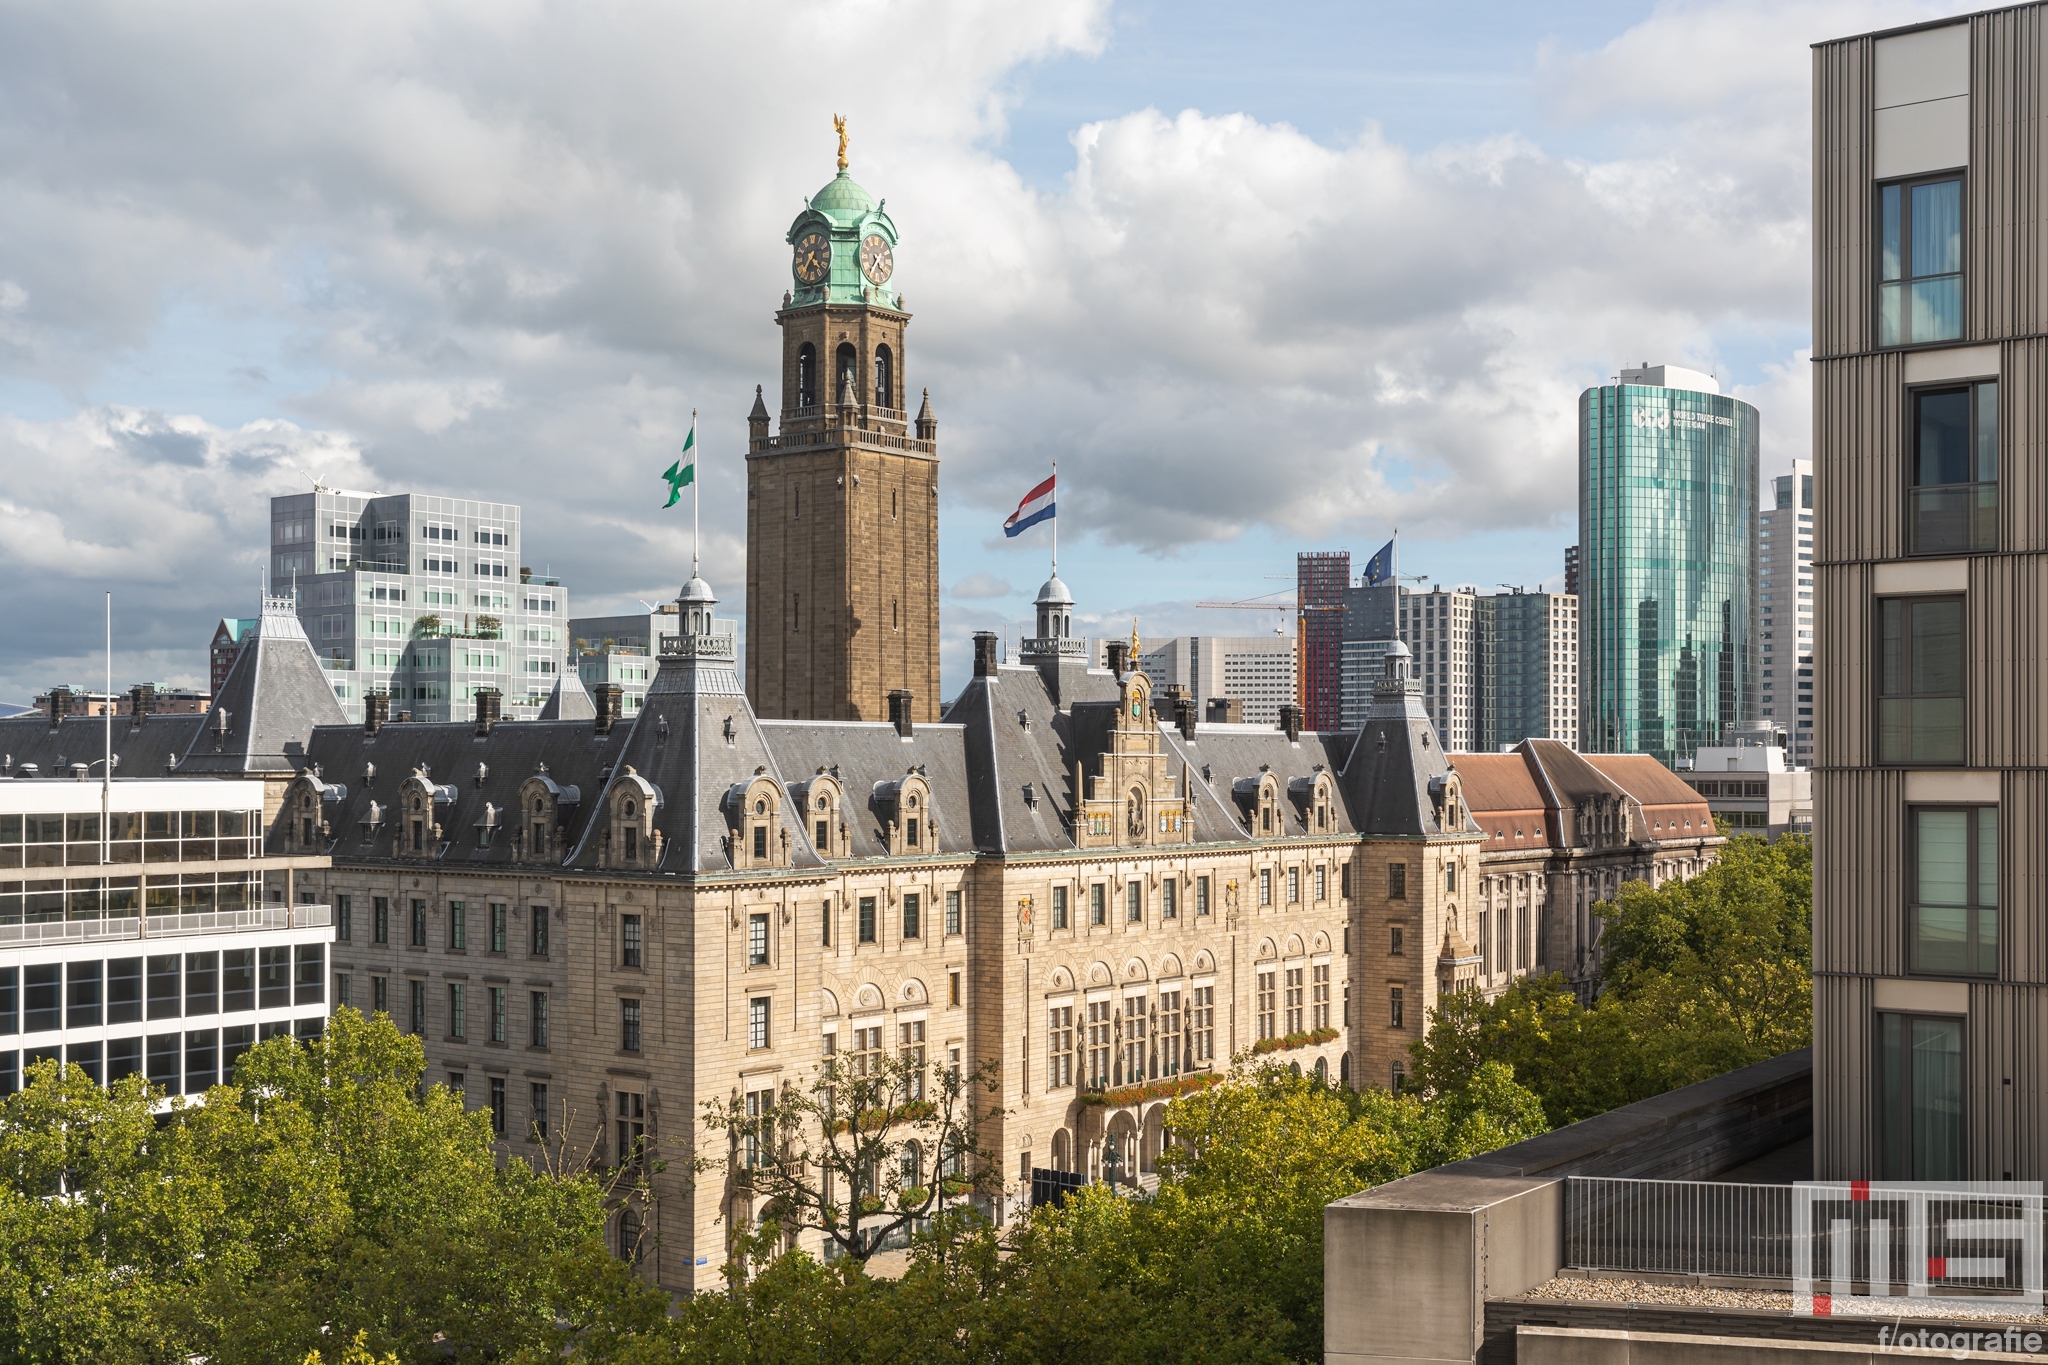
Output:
1361,537,1395,587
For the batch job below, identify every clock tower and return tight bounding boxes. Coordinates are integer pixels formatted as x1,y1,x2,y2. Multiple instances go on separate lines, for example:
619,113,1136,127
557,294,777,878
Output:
745,124,940,723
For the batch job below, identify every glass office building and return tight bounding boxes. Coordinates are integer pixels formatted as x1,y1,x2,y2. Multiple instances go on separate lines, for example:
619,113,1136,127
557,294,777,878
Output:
1578,364,1759,766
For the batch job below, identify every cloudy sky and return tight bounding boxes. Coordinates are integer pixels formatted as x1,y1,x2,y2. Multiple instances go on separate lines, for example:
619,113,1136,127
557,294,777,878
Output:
0,0,1955,705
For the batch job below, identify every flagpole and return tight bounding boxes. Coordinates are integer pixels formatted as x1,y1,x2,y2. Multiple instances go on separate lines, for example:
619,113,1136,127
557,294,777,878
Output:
1051,460,1058,577
691,409,700,580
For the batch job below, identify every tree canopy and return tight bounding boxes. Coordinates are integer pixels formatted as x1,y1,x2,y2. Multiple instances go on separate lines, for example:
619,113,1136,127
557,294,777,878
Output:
1408,833,1813,1126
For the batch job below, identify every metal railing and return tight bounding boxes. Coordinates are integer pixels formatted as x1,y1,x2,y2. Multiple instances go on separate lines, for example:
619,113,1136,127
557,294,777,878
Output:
1565,1176,1795,1280
0,904,332,947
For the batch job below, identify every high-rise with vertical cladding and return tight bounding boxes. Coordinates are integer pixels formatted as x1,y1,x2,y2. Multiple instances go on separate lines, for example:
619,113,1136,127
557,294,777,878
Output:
745,141,940,723
1297,551,1349,730
1812,9,2048,1183
1578,364,1759,767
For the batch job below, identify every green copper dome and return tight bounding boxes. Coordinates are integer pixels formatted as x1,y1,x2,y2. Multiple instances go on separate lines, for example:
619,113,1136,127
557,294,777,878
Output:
808,170,877,224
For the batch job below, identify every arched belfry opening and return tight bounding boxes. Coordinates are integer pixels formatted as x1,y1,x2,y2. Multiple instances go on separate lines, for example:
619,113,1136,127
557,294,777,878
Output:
797,343,816,408
874,345,893,407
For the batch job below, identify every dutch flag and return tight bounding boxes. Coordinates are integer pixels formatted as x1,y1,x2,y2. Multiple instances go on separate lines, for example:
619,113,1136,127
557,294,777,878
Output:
1003,474,1056,538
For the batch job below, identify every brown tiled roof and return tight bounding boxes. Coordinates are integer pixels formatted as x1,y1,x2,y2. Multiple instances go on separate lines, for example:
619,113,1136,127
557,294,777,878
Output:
1584,754,1711,810
1449,751,1552,852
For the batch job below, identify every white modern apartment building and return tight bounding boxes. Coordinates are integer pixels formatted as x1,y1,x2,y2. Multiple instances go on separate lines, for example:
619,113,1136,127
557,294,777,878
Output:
0,777,334,1096
271,489,571,725
1681,732,1813,838
1756,460,1814,766
1131,634,1297,726
1396,586,1482,752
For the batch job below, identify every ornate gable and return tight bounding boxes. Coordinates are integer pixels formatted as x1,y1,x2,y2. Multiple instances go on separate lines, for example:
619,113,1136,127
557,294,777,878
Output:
1074,667,1190,850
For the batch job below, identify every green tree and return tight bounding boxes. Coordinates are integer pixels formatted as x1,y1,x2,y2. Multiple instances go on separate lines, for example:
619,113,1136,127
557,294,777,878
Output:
0,1008,664,1365
1408,835,1813,1128
696,1050,1005,1271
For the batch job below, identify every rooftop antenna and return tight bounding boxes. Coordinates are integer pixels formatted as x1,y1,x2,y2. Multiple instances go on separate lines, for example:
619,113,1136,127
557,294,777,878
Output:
101,592,111,867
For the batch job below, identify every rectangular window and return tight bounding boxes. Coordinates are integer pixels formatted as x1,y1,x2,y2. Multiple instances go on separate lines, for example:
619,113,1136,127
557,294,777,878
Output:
530,991,549,1048
1389,863,1407,900
373,896,390,944
530,906,550,957
408,980,425,1036
949,970,961,1006
748,997,770,1050
821,900,832,947
616,1091,645,1166
1313,963,1331,1030
1121,998,1146,1083
1052,885,1069,930
107,957,141,1024
223,950,254,1012
748,913,768,965
448,984,466,1039
1126,880,1142,923
449,901,467,950
903,893,921,940
490,903,507,953
1879,596,1964,765
1287,867,1300,903
259,948,289,1009
490,986,506,1042
743,1086,775,1167
1879,175,1963,348
108,1034,142,1083
1086,1000,1112,1087
184,1029,217,1094
1342,863,1352,899
1910,806,1998,976
624,914,645,968
1256,969,1277,1041
411,899,427,947
1446,863,1458,894
945,889,962,936
67,960,102,1029
1878,1011,1964,1180
1911,382,1998,555
1048,1004,1074,1088
1315,865,1328,902
751,825,766,860
1284,967,1304,1034
1196,876,1210,916
1259,868,1272,907
294,945,324,1005
1390,925,1405,956
531,1082,549,1141
621,998,641,1052
1191,985,1214,1062
858,896,877,944
489,1077,505,1136
1162,879,1177,919
1090,884,1106,926
1390,986,1405,1030
1158,988,1183,1076
373,975,388,1016
147,954,180,1019
900,1020,926,1098
336,893,353,941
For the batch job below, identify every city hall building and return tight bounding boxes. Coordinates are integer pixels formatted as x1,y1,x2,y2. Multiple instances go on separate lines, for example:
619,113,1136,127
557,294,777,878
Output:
1,144,1721,1296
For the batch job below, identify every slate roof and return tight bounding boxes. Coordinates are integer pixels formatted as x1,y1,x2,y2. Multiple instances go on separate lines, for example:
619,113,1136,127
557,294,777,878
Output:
758,719,976,860
0,712,207,780
179,596,346,775
537,667,596,721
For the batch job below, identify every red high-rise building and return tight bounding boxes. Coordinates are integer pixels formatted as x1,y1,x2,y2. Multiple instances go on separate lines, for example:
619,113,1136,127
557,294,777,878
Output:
1296,551,1349,731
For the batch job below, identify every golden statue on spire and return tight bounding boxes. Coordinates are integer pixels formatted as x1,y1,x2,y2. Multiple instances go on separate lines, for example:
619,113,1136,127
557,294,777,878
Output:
833,113,848,172
1131,618,1140,662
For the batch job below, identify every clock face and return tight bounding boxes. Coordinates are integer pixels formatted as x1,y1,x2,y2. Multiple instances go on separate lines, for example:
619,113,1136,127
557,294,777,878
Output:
792,232,831,285
859,234,894,285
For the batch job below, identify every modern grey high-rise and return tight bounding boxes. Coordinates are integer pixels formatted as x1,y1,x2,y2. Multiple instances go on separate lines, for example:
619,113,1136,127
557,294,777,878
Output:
1813,9,2044,1183
1578,364,1759,766
269,490,571,723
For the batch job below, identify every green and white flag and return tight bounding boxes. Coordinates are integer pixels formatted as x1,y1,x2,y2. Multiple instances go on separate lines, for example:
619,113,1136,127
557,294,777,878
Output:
663,419,696,507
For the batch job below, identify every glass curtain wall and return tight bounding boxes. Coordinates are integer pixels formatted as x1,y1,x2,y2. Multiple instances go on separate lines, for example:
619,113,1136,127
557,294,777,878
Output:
1579,383,1760,765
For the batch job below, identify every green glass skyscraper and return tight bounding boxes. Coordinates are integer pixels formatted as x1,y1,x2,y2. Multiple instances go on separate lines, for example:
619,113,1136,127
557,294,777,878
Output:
1578,363,1759,765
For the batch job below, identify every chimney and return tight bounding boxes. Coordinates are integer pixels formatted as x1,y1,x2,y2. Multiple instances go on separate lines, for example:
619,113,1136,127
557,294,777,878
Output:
1206,697,1242,724
888,689,914,739
593,683,624,734
474,687,502,735
1279,703,1302,742
1106,640,1129,676
46,686,71,724
128,683,154,728
973,631,999,677
1175,695,1199,742
364,691,390,736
